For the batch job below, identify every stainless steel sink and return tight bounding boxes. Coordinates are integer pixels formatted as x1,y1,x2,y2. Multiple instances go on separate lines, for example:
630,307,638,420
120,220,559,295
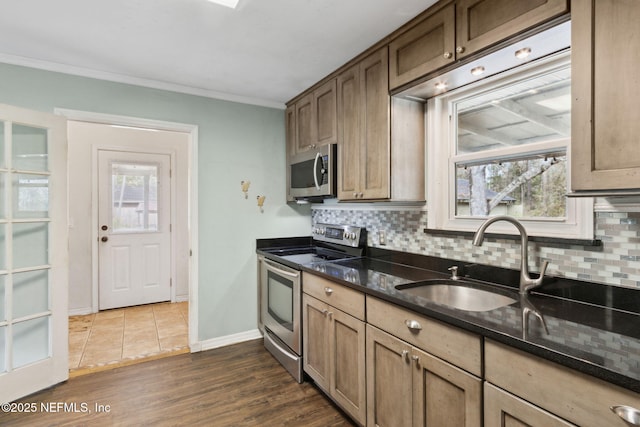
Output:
395,279,517,312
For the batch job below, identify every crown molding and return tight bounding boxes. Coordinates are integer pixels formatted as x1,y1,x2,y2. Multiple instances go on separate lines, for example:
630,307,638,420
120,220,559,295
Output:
0,53,285,110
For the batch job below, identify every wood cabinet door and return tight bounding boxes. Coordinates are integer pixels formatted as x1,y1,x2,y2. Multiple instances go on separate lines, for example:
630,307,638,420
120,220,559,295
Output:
389,3,455,90
330,309,366,425
366,325,412,427
411,347,482,427
337,63,361,200
484,383,576,427
455,0,568,59
572,0,640,191
285,104,296,201
313,79,337,147
302,294,330,391
359,47,390,200
295,92,314,154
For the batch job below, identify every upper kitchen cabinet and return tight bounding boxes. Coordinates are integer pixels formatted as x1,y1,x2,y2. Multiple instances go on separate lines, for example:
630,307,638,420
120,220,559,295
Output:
389,0,568,90
337,47,425,201
290,79,338,156
571,0,640,193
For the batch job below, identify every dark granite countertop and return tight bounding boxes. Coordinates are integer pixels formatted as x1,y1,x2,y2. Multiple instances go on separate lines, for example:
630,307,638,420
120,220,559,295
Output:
257,240,640,393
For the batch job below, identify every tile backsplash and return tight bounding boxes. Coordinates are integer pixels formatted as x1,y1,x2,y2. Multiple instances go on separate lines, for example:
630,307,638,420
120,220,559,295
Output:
312,206,640,289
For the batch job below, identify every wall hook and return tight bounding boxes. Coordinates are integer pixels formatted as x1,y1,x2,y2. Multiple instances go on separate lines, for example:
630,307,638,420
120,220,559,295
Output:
241,180,251,199
257,195,266,213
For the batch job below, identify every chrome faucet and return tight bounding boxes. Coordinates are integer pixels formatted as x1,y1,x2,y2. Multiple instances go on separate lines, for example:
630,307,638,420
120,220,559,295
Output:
472,215,548,294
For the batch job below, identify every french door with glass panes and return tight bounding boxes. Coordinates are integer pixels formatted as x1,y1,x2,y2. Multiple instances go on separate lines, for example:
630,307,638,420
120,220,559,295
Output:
0,103,68,404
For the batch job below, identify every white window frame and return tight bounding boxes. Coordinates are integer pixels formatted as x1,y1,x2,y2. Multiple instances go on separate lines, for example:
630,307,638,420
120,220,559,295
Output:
427,51,594,239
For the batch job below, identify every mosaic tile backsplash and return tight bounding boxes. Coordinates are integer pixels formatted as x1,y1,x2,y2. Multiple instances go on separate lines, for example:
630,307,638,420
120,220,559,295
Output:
312,207,640,289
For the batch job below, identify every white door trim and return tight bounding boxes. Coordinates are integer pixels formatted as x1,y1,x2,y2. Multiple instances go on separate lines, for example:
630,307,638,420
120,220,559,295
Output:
55,108,199,352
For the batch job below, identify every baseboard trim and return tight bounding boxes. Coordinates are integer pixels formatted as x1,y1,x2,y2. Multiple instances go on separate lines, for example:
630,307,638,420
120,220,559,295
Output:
69,307,94,316
197,329,263,352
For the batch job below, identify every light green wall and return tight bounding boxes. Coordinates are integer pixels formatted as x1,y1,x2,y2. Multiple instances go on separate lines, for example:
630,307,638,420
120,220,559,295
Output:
0,62,312,342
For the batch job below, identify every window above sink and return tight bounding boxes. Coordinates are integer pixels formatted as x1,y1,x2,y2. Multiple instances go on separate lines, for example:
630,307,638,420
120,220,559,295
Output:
422,22,593,239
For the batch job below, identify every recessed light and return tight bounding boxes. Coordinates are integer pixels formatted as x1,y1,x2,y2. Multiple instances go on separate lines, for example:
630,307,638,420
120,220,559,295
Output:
470,66,485,76
435,82,447,90
515,47,532,59
207,0,239,9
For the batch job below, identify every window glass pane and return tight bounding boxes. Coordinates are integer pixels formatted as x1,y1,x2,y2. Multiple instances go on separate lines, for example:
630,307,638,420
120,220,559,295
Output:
456,67,570,155
13,270,48,318
13,174,49,219
12,124,48,171
0,326,5,373
0,275,5,321
111,163,158,232
0,173,5,219
455,153,567,218
0,122,5,169
0,225,4,271
13,316,49,369
13,222,48,269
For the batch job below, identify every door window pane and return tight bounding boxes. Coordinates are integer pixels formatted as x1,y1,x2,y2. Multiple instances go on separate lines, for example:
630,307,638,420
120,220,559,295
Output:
111,163,159,232
0,122,5,169
13,270,48,318
13,316,49,369
0,326,5,373
0,275,5,321
0,225,5,270
12,124,48,172
13,174,49,219
13,222,48,269
0,173,5,219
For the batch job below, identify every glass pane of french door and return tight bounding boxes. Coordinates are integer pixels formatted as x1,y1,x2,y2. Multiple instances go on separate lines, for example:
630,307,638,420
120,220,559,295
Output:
0,103,67,403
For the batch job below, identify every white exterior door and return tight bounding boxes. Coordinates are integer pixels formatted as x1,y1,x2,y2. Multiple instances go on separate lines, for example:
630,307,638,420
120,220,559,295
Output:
0,103,68,403
98,150,171,310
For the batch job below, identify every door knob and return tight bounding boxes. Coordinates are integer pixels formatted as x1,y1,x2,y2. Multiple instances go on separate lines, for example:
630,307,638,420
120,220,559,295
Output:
101,225,108,231
101,236,108,242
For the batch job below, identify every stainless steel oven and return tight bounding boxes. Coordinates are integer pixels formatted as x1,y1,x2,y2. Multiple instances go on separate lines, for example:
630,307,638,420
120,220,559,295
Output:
260,257,303,381
258,223,366,383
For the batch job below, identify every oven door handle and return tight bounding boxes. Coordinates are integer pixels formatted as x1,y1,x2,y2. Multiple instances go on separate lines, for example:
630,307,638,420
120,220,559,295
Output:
264,329,299,362
263,259,300,278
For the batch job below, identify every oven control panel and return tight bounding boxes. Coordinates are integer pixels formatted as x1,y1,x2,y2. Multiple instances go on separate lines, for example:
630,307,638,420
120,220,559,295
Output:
312,223,365,248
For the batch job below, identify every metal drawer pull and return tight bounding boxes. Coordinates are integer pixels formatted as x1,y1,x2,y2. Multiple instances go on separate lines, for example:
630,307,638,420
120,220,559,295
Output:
324,287,333,295
322,309,328,316
611,405,640,426
401,350,409,362
405,319,422,331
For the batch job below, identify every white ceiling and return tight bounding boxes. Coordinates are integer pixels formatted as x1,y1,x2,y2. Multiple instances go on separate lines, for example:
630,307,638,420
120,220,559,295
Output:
0,0,437,108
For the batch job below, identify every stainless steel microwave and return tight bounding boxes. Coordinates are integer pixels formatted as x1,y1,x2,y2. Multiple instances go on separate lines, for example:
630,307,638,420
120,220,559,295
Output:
289,143,337,199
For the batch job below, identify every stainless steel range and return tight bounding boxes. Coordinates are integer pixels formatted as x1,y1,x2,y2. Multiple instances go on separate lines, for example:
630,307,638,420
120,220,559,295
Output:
258,223,366,382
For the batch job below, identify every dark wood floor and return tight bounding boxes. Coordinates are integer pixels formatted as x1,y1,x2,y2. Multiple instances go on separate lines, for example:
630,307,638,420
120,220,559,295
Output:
0,339,355,426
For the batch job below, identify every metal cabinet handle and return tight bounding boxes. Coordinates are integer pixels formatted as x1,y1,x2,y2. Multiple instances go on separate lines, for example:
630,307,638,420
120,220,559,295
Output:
324,287,333,295
405,319,422,331
411,355,420,367
443,52,452,59
321,309,328,316
401,350,409,363
456,46,465,54
611,405,640,425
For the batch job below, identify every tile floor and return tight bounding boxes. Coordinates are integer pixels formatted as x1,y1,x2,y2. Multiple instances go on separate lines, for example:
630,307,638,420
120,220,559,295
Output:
69,302,189,374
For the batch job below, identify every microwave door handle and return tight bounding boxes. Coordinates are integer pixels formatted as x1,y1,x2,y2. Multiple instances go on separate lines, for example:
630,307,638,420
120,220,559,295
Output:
313,151,321,190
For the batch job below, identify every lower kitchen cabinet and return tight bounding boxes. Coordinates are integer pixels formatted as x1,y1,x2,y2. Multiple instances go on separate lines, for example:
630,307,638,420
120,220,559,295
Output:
484,383,575,427
485,339,640,426
366,324,482,427
302,292,366,425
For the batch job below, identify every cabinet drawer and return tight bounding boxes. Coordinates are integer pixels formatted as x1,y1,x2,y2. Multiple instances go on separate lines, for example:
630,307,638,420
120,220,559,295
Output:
366,296,481,376
485,339,640,427
302,273,365,321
